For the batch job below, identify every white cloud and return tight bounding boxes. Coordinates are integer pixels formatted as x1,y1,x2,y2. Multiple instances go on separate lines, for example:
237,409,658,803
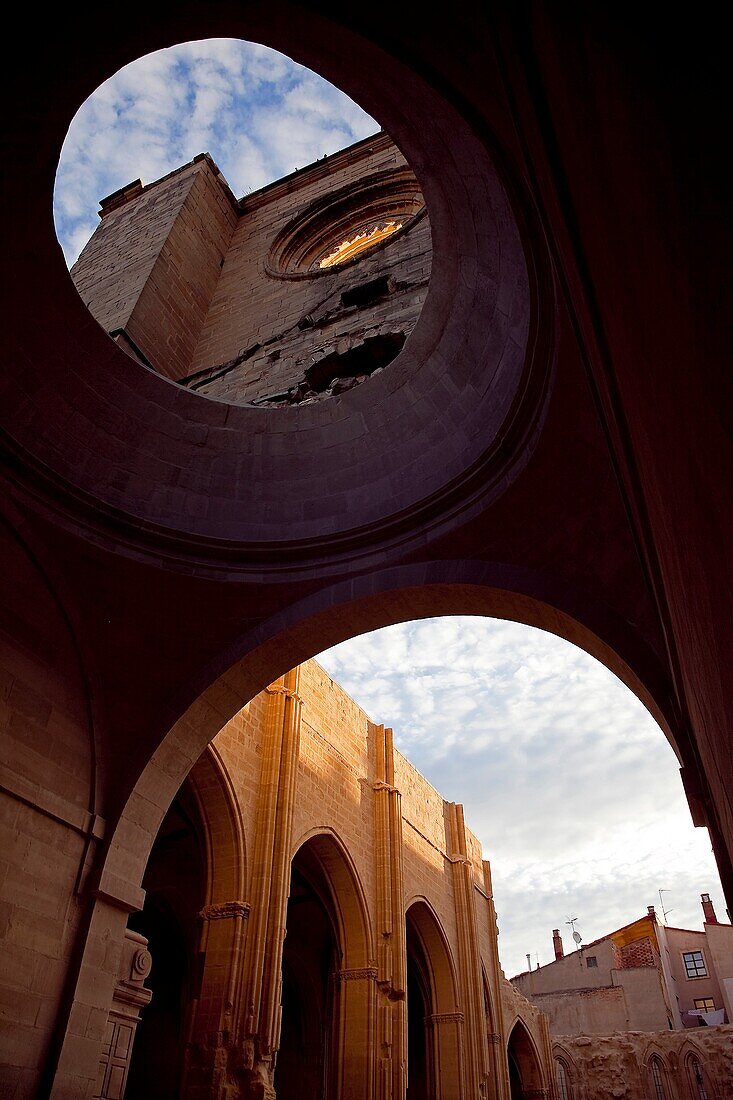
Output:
317,617,726,978
54,39,378,264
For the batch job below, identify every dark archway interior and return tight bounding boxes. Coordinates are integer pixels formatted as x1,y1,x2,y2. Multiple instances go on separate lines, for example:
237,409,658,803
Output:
126,795,206,1100
406,918,433,1100
508,1051,524,1100
507,1021,543,1100
275,857,339,1100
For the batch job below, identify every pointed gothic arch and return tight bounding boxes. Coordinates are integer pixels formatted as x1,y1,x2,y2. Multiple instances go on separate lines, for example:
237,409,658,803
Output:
552,1044,576,1100
406,898,464,1098
643,1044,672,1100
506,1017,546,1100
276,829,373,1100
180,747,248,1097
680,1041,714,1100
123,744,248,1099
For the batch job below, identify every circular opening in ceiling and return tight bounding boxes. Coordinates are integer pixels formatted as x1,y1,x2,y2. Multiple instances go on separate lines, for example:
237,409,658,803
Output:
19,9,547,554
54,39,432,409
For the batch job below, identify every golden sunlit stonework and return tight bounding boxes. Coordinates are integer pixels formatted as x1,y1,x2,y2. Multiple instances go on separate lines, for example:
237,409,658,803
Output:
319,219,403,267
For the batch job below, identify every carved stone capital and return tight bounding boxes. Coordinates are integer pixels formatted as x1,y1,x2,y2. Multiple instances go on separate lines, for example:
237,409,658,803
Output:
372,781,399,794
264,685,302,703
335,966,378,982
428,1011,465,1024
486,1032,502,1044
200,900,251,921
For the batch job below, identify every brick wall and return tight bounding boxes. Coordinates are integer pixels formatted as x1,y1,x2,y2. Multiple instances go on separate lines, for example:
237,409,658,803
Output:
618,935,656,968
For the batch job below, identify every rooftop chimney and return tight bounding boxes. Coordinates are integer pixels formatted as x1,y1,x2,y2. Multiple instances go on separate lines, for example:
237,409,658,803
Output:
552,928,564,960
647,905,657,921
701,892,718,924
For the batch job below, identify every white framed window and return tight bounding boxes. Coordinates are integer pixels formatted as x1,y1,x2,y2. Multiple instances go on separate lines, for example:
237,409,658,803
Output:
682,950,708,979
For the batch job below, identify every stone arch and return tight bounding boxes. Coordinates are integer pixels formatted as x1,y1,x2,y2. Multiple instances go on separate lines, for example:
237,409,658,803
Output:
122,745,247,1100
406,898,460,1015
291,827,373,970
642,1043,673,1100
506,1017,545,1099
180,747,248,1098
481,964,497,1037
552,1042,577,1100
280,829,374,1099
187,744,247,908
125,780,208,1100
57,565,683,1097
109,561,681,906
406,898,463,1097
680,1041,714,1100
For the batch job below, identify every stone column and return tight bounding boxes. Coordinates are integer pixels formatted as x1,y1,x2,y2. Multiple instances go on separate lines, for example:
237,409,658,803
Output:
427,1012,465,1097
334,966,378,1099
446,802,489,1099
94,929,152,1100
483,860,512,1100
537,1014,554,1100
373,723,406,1100
239,668,302,1098
184,900,251,1099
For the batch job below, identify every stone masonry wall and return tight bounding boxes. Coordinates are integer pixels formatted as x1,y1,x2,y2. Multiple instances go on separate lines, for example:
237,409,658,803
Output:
552,1026,733,1100
187,133,431,405
70,157,238,381
70,132,431,404
183,658,548,1098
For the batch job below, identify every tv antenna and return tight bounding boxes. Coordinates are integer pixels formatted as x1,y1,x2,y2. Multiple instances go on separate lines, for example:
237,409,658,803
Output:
566,916,582,964
566,916,582,945
658,889,674,923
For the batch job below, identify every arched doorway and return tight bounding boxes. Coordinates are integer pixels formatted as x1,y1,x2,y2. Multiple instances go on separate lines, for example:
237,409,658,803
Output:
506,1019,544,1100
125,787,206,1100
125,747,246,1099
276,832,373,1100
405,900,463,1098
275,859,339,1099
406,912,433,1099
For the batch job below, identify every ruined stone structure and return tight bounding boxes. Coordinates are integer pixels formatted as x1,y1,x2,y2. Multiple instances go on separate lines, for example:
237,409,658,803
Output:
71,133,430,408
2,4,732,1098
551,1029,733,1100
105,660,553,1099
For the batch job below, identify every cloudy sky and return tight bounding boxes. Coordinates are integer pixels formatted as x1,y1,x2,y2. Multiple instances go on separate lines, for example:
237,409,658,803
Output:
54,38,378,265
317,618,727,979
54,39,727,978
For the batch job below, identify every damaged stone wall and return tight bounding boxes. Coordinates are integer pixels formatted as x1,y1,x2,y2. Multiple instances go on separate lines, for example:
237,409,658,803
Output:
552,1027,733,1100
183,131,431,406
71,132,431,406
